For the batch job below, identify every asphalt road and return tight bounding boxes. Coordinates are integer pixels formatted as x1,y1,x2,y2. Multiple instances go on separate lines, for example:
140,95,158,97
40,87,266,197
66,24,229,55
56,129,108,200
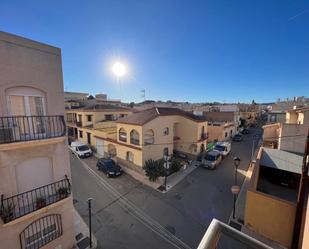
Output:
70,127,263,249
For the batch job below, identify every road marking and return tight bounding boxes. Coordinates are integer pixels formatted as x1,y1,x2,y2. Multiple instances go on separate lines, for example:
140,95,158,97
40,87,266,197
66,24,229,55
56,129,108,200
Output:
75,156,192,249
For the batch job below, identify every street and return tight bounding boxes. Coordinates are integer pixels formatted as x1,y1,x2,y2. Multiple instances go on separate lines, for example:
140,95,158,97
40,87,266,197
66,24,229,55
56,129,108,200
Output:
70,128,262,249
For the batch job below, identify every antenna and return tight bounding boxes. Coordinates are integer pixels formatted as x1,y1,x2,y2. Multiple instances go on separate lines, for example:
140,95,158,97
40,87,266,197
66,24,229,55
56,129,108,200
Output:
141,89,146,101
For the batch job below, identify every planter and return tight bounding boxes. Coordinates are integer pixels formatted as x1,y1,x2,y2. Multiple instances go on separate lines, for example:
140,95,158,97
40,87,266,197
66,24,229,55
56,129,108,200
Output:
36,197,46,209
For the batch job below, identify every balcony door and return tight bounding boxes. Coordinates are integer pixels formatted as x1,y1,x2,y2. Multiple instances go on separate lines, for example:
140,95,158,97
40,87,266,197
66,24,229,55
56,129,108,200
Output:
6,87,46,138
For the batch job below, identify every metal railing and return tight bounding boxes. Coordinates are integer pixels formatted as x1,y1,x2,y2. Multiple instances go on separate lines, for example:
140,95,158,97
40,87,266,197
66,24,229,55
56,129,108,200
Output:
197,219,272,249
0,177,71,224
0,116,66,144
200,133,208,140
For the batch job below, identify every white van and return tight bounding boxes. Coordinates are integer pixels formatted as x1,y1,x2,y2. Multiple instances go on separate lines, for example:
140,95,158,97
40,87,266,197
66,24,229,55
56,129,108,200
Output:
70,141,93,158
213,141,231,157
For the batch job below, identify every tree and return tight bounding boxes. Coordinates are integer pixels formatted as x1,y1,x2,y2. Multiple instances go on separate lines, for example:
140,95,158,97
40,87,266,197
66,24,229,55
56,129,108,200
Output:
129,102,135,108
143,159,164,182
87,95,94,100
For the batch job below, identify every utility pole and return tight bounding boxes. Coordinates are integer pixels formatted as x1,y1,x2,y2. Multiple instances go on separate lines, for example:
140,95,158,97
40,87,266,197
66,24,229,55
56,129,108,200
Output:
88,198,93,248
292,128,309,249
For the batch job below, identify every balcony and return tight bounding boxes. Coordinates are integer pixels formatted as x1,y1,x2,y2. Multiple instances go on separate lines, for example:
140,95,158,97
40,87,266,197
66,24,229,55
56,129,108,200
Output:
197,219,272,249
0,116,66,144
0,177,71,224
199,133,208,141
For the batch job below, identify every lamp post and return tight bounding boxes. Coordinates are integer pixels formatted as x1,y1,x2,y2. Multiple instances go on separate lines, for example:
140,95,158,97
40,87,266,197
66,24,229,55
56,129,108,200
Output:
164,154,169,191
88,198,93,248
231,157,240,220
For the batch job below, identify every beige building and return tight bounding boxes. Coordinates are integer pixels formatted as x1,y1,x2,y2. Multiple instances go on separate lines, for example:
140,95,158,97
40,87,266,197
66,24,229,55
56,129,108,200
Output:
66,104,132,156
207,122,236,142
94,107,208,175
263,106,309,154
0,32,75,248
244,147,306,248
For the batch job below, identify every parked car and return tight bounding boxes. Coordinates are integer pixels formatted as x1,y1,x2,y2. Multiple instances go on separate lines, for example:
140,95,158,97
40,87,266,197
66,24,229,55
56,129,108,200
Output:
70,141,93,158
213,141,231,156
201,150,222,169
232,134,243,141
96,158,122,177
241,128,250,134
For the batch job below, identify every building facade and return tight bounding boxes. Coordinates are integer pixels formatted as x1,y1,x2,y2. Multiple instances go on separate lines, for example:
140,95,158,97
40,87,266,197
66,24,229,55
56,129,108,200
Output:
0,32,75,249
94,107,208,174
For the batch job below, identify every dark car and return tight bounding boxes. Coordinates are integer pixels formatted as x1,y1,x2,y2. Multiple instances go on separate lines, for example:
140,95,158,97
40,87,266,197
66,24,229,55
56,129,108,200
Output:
96,158,122,177
241,128,250,134
232,134,243,141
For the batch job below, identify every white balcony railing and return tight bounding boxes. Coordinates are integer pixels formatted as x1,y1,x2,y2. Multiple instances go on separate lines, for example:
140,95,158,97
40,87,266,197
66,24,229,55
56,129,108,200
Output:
197,219,272,249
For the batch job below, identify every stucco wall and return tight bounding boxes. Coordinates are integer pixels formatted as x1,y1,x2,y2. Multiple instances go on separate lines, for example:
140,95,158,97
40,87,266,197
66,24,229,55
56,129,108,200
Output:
245,190,296,248
208,124,235,142
0,31,65,116
279,123,307,154
0,197,75,249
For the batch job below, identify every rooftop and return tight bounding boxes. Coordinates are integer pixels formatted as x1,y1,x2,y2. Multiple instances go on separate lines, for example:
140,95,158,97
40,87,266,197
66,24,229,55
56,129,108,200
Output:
117,107,206,125
66,104,131,112
260,148,303,174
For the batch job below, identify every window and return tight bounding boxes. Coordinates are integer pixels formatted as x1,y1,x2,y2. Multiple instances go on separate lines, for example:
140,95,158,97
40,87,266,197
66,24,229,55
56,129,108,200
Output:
163,147,169,157
130,129,140,145
79,130,83,138
87,115,92,122
105,114,114,121
144,129,154,145
119,128,127,142
225,132,228,137
126,151,134,162
20,214,63,249
163,127,169,136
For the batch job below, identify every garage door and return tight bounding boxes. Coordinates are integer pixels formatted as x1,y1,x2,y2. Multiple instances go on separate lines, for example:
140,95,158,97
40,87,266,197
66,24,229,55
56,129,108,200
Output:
96,138,104,157
15,157,53,193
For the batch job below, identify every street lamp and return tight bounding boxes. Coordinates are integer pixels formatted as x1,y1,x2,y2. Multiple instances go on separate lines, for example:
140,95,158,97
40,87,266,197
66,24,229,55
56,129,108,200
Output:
231,157,240,220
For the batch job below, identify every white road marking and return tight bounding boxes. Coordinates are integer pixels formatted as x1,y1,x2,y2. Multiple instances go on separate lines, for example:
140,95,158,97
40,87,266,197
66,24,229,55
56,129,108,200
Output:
75,155,192,249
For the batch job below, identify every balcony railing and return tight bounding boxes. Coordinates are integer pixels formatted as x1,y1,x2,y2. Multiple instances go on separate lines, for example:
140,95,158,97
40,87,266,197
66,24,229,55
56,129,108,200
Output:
197,219,272,249
0,177,71,224
200,133,208,140
0,116,66,144
130,138,140,145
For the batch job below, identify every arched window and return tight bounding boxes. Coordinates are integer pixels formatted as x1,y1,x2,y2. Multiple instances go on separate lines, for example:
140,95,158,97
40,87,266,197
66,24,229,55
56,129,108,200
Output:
144,129,154,145
130,129,140,145
163,127,169,136
126,151,134,162
119,128,127,142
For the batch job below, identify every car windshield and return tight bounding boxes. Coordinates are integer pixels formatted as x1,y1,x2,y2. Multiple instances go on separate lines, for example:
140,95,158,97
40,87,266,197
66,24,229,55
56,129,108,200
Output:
214,145,225,151
206,154,217,161
104,160,116,168
78,145,89,151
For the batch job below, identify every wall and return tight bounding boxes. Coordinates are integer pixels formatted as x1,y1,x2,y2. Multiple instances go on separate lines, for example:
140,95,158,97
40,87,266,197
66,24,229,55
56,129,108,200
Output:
302,197,309,249
279,123,307,154
245,190,296,248
0,31,65,116
208,123,235,142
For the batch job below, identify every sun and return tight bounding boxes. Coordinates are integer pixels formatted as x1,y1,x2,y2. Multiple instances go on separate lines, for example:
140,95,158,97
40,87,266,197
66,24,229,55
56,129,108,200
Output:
112,62,127,78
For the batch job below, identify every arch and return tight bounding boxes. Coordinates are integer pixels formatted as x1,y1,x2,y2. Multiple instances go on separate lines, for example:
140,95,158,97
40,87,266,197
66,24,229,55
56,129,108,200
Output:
119,128,127,142
107,144,117,157
126,151,134,162
130,129,140,145
144,129,154,145
20,214,62,249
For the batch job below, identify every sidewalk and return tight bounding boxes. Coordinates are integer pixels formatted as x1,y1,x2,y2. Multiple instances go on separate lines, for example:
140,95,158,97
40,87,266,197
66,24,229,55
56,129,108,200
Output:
74,209,98,249
162,161,200,192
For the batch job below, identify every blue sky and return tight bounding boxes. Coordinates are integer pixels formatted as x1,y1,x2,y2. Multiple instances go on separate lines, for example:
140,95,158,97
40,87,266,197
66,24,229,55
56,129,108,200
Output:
1,0,309,103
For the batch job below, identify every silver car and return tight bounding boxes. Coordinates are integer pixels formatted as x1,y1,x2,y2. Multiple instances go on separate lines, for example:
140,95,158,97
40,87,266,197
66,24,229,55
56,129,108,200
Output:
202,150,222,169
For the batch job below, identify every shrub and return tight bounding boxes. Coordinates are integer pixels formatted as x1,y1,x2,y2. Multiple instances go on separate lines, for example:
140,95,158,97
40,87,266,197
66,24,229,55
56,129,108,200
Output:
143,159,165,182
170,158,182,174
